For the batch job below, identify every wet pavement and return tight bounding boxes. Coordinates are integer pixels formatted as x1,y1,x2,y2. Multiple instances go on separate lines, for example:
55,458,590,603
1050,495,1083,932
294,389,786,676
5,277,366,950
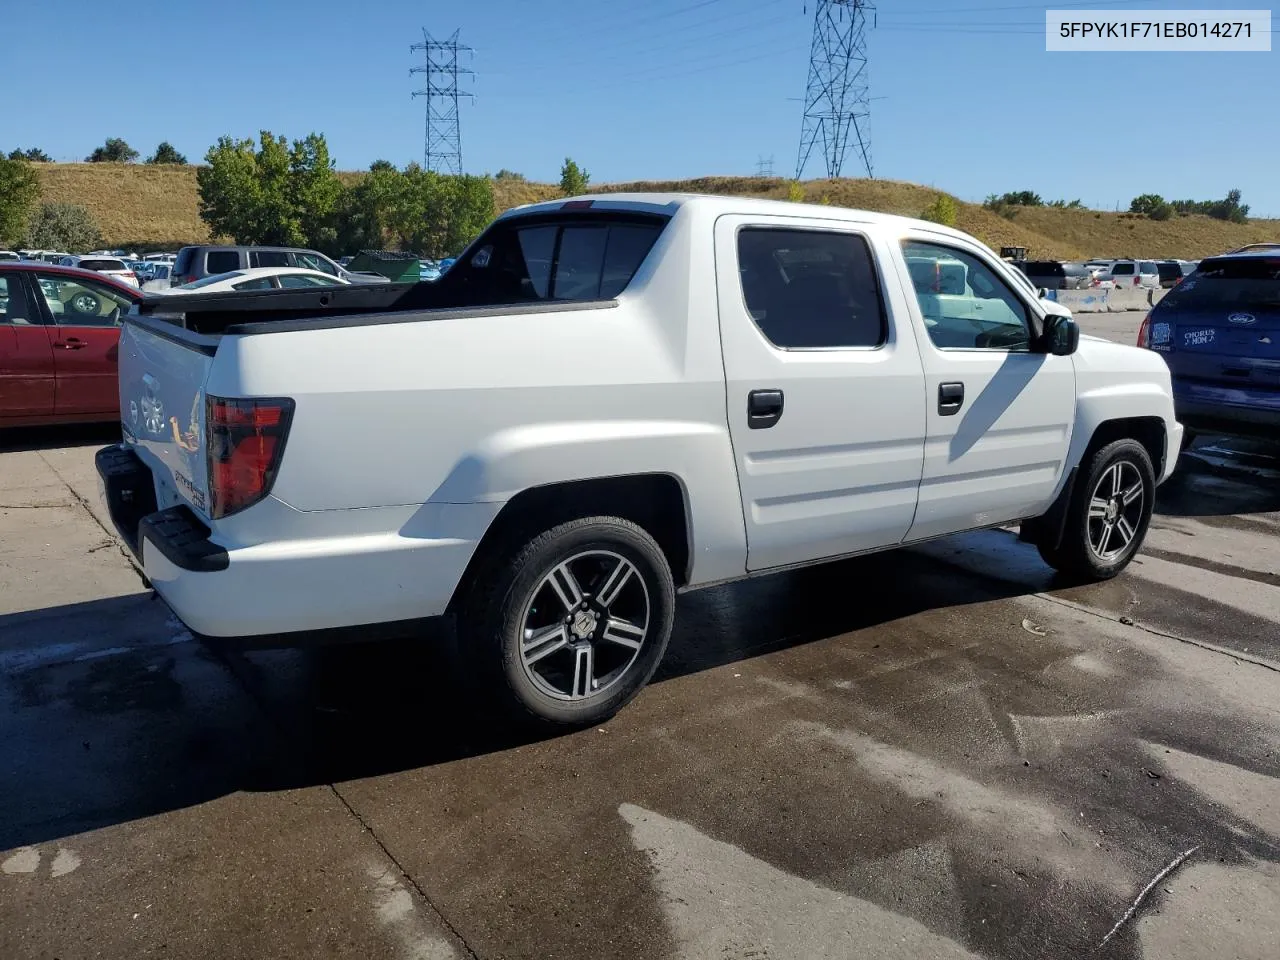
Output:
2,414,1279,960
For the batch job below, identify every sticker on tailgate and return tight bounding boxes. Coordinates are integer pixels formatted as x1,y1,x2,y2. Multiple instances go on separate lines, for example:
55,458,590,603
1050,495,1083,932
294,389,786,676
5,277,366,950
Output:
1184,328,1216,346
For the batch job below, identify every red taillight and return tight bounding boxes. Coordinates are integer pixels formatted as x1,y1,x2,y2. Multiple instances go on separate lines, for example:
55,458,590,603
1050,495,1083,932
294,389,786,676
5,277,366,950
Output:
1133,276,1141,286
206,396,294,519
1137,313,1151,348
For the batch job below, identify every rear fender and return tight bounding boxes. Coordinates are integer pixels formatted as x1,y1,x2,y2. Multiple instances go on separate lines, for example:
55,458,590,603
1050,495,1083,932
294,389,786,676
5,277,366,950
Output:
428,420,747,586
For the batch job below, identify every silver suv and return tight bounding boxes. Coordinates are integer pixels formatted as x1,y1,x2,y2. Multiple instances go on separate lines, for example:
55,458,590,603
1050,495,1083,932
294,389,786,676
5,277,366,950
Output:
1101,260,1160,289
170,246,387,287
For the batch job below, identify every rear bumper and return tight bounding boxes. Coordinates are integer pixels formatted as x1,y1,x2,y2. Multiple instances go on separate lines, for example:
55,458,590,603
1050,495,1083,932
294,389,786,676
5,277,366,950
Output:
1173,381,1280,440
96,444,486,640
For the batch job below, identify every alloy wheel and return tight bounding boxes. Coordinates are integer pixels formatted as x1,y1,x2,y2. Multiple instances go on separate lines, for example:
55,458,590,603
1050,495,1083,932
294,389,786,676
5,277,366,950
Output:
518,550,650,702
1087,460,1145,562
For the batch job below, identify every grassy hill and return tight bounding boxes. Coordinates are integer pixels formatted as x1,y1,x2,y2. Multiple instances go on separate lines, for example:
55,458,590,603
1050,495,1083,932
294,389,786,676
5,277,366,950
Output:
33,163,1277,259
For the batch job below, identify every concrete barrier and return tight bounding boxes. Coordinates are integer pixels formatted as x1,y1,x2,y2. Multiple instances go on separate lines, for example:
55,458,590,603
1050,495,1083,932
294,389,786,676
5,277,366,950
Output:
1046,287,1168,314
1105,287,1151,312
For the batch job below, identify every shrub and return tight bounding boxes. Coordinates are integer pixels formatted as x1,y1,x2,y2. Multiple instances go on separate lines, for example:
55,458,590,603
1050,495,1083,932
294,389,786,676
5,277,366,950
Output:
920,194,958,227
24,203,103,251
786,180,805,203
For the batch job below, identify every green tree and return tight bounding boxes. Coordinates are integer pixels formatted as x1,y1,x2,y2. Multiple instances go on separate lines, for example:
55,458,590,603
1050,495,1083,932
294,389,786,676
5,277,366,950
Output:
7,147,51,162
392,166,494,258
0,155,41,247
198,131,343,247
1129,193,1165,215
786,180,805,203
24,203,102,251
287,133,343,253
494,169,526,181
559,157,590,196
86,137,139,163
920,194,958,227
996,190,1043,207
146,142,188,164
334,160,408,254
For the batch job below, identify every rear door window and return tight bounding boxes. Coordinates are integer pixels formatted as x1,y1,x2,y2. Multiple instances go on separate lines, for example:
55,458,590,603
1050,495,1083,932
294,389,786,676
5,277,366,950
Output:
737,228,887,349
206,251,241,274
0,276,35,324
1140,261,1159,274
292,252,339,275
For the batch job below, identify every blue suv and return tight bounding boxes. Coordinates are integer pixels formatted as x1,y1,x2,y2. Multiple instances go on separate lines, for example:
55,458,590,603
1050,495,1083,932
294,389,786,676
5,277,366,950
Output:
1140,251,1279,443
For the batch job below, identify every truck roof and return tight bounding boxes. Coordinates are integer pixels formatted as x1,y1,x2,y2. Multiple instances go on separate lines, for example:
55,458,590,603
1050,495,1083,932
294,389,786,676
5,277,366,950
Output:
500,192,979,244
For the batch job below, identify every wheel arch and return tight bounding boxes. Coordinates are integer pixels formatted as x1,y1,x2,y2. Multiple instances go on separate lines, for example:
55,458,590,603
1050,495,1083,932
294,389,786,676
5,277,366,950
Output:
446,473,693,616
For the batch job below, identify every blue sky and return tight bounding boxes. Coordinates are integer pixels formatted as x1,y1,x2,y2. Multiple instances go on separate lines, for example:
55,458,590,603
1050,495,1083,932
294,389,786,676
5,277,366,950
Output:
3,0,1276,214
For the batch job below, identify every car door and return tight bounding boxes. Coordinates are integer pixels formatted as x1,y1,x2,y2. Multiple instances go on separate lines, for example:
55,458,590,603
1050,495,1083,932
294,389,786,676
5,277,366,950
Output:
0,273,56,420
32,272,135,417
895,235,1076,542
716,216,927,572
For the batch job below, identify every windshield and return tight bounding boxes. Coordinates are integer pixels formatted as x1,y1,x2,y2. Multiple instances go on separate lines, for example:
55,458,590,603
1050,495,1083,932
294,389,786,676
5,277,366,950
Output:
1162,258,1280,309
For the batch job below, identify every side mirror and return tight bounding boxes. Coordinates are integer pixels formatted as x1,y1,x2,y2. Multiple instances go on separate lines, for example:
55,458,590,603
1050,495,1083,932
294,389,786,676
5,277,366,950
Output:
1038,287,1050,299
1042,314,1080,356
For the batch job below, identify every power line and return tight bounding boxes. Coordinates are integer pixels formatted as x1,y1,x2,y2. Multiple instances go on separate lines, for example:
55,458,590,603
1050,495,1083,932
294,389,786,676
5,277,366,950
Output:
410,28,474,175
797,0,876,181
756,155,776,177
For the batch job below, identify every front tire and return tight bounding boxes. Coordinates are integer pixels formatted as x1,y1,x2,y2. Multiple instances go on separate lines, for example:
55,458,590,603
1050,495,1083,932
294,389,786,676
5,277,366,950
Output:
462,517,676,728
1038,438,1155,580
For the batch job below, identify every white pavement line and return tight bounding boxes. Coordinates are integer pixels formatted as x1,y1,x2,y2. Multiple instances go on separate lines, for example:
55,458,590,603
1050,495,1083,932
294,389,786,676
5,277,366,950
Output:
1098,845,1200,949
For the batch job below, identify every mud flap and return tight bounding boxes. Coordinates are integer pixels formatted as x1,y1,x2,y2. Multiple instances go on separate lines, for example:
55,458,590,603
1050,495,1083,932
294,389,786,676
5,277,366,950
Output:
1018,465,1078,552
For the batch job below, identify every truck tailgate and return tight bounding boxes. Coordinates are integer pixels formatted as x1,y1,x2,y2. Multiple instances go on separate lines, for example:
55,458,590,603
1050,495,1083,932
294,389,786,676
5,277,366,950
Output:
118,317,218,520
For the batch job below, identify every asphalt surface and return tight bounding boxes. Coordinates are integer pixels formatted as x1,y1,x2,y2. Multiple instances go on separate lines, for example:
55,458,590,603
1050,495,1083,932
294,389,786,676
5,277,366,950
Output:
3,312,1279,960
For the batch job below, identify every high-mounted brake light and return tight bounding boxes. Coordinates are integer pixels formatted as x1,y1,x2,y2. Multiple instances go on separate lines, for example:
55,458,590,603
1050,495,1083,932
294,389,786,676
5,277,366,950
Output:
206,396,294,519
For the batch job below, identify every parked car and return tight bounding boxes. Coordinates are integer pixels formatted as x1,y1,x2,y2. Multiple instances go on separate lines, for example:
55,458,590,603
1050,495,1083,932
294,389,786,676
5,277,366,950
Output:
1102,260,1160,289
0,250,20,262
98,194,1181,728
1229,243,1280,254
1155,260,1196,289
59,255,140,288
1139,251,1279,444
0,262,143,427
158,267,352,295
141,263,172,292
169,245,388,287
1016,260,1094,290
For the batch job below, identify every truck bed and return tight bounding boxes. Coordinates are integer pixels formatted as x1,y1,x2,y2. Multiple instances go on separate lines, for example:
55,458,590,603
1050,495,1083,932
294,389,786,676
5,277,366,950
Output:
134,281,616,337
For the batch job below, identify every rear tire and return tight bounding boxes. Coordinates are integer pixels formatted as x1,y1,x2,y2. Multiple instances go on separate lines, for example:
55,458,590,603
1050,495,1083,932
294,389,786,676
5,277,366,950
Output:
460,516,675,728
1038,438,1155,580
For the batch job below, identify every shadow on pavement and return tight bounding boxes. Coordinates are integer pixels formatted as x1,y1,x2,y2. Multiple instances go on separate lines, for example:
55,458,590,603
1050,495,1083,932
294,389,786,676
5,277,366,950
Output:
1157,435,1280,518
0,422,121,453
0,546,1059,852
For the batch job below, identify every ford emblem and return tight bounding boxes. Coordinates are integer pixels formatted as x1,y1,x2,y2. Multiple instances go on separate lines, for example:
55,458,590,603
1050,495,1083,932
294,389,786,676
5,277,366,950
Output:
1228,313,1256,325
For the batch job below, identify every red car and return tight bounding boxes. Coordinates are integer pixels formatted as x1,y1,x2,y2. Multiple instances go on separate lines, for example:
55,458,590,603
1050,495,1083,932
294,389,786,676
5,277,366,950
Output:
0,262,143,427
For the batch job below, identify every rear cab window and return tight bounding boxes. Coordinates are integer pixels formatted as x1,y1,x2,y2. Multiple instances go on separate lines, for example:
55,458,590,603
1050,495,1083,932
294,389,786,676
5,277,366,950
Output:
445,212,666,305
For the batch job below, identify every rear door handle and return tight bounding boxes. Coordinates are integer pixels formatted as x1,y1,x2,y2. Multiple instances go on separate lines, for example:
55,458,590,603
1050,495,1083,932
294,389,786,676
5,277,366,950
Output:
747,389,784,429
56,338,87,350
938,381,964,416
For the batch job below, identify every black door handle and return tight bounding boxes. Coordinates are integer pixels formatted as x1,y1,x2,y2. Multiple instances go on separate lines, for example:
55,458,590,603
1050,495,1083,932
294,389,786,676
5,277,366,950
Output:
938,381,964,416
747,389,784,429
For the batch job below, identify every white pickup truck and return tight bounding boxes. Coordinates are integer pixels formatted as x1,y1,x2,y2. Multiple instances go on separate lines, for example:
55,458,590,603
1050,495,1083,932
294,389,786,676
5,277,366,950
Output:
97,194,1182,726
